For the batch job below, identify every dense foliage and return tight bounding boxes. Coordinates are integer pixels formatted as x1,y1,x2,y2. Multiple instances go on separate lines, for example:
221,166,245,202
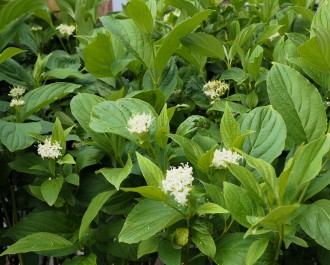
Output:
0,0,330,264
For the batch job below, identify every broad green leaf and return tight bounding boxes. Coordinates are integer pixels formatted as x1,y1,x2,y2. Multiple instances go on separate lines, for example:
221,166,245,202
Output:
79,190,116,240
158,58,178,100
282,134,330,204
220,103,240,149
70,93,114,155
4,211,79,240
207,99,250,114
299,200,330,250
196,202,228,215
131,89,166,113
246,238,269,265
43,68,90,80
181,32,224,59
97,156,132,190
137,234,163,258
41,176,64,206
19,82,80,122
0,120,42,152
126,0,153,34
0,0,45,30
221,67,246,84
76,146,104,173
213,233,256,265
192,231,216,258
0,232,74,256
136,152,164,186
119,199,184,244
90,98,158,143
121,186,167,201
58,154,75,165
62,254,96,265
158,239,181,265
305,171,330,200
226,163,265,205
224,182,264,228
101,16,153,67
84,33,115,77
267,63,327,145
156,104,170,149
169,134,204,167
238,151,278,199
247,204,300,234
298,30,330,74
241,106,286,162
0,47,26,64
46,50,81,70
0,59,33,88
311,0,330,34
260,0,279,22
164,0,198,16
154,9,212,73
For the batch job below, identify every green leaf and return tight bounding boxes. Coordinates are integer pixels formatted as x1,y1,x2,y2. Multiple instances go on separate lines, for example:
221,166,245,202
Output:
0,59,33,87
207,99,250,115
0,120,42,152
0,0,45,30
126,0,153,34
267,63,327,146
70,93,114,155
0,232,74,256
137,234,163,258
0,47,26,64
122,186,167,201
282,134,330,204
158,239,181,265
220,103,240,149
298,200,330,250
19,82,80,122
119,199,184,244
76,146,104,173
84,33,115,77
223,182,264,228
248,45,263,80
181,32,224,59
79,190,116,241
101,16,153,67
154,9,212,73
58,154,75,165
311,0,330,34
169,134,204,167
164,0,198,16
158,58,178,100
213,233,256,265
97,156,132,190
90,98,158,143
246,238,269,265
241,106,286,162
192,231,216,258
4,211,79,240
43,68,90,80
136,152,164,187
196,202,228,215
41,176,64,206
62,254,96,265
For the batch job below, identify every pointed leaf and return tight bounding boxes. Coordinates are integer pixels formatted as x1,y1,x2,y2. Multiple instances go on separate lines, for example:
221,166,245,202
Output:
126,0,153,34
41,176,64,206
136,152,164,187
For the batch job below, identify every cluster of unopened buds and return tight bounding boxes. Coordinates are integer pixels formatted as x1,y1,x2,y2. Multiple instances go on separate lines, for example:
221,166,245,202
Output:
8,86,25,108
203,80,229,104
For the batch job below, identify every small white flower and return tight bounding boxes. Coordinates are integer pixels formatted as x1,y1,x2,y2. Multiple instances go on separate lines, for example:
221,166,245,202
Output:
8,86,25,98
173,9,181,17
9,98,25,107
163,13,170,23
203,80,229,104
269,32,280,42
56,24,75,37
127,112,153,135
162,163,194,205
31,25,43,31
37,137,62,159
212,148,243,168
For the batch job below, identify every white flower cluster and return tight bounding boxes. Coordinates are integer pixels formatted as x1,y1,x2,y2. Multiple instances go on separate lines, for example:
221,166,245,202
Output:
56,24,75,37
212,148,243,169
37,138,62,159
8,86,25,108
203,80,229,104
127,112,153,135
162,163,194,205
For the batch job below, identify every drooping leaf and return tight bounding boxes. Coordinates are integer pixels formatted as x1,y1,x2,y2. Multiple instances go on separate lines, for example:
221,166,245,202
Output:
121,186,167,201
119,199,184,244
41,176,64,206
241,106,286,162
192,231,216,258
0,47,26,64
196,202,228,215
267,63,327,146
